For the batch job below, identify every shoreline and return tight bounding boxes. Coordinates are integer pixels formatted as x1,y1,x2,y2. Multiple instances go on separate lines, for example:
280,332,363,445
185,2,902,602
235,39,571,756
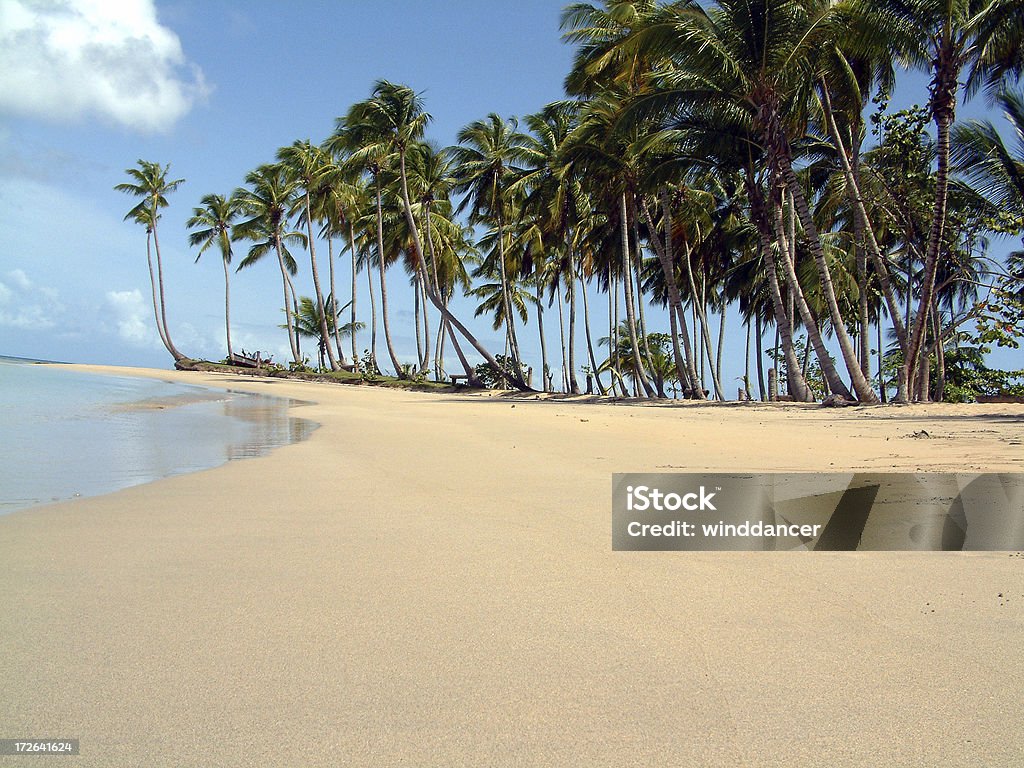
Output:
3,363,1023,766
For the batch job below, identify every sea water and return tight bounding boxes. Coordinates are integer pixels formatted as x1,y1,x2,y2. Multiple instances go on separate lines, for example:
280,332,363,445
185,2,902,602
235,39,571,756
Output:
0,358,316,514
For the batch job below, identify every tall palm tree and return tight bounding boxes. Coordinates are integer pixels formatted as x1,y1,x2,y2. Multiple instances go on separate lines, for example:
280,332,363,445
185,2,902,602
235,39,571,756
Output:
115,159,187,362
330,116,404,376
232,163,306,365
351,81,528,389
278,140,342,371
186,193,239,360
847,0,1024,399
451,113,533,375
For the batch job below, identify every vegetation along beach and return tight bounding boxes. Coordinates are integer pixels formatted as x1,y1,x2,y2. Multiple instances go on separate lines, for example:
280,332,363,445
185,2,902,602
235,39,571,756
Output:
1,0,1023,766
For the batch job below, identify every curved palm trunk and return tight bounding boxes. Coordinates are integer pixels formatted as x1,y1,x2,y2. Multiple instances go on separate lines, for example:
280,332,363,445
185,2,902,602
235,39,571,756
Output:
818,81,908,400
716,307,726,394
771,186,855,401
745,175,812,402
145,230,171,354
425,202,476,384
150,223,186,361
222,256,233,360
580,276,607,395
775,142,879,403
274,233,301,364
908,103,954,401
680,241,724,399
640,193,701,396
398,150,526,389
619,192,655,397
374,175,404,377
303,191,339,371
494,209,522,370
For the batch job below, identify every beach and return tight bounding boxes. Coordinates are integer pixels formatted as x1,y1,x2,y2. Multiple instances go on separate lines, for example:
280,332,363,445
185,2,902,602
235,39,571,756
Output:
2,364,1023,766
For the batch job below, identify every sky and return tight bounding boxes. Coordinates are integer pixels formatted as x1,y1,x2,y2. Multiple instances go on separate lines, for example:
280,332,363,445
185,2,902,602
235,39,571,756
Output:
0,0,1018,391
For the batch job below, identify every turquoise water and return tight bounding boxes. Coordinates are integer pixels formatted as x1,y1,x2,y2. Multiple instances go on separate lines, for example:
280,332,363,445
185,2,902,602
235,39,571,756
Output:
0,359,316,514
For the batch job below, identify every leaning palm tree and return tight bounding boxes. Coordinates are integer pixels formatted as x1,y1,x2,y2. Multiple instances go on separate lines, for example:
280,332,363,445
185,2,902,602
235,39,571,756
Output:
350,80,528,389
115,159,186,362
186,193,239,360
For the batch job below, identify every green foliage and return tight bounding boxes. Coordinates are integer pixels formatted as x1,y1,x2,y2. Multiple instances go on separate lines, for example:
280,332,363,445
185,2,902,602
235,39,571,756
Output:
767,336,830,401
941,346,1024,403
474,354,527,389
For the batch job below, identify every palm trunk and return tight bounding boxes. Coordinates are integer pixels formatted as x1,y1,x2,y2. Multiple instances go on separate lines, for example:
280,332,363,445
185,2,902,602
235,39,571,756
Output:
414,276,423,368
680,240,724,399
580,275,607,395
349,222,359,369
745,174,812,402
756,315,766,401
557,277,569,392
425,204,475,384
145,230,171,354
619,192,655,396
366,253,379,373
274,233,301,364
641,192,701,396
771,184,855,400
303,191,339,371
398,150,527,389
150,223,185,361
326,235,347,367
819,80,908,399
744,319,753,400
774,138,878,403
419,271,431,374
908,103,954,401
716,307,726,396
567,259,581,394
374,175,404,377
222,256,233,360
536,280,550,391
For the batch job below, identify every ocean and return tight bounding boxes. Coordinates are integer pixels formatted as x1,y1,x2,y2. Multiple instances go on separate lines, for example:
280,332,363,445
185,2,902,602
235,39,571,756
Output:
0,358,316,514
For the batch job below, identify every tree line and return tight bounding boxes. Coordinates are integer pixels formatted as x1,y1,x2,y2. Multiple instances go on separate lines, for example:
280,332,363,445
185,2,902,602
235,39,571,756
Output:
116,0,1024,403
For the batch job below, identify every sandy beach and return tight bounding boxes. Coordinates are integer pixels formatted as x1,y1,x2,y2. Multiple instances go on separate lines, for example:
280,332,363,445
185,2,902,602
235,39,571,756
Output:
2,364,1023,767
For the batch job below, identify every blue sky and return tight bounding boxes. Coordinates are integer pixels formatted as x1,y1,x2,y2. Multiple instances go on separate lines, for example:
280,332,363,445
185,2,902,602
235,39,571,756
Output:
0,0,1018,390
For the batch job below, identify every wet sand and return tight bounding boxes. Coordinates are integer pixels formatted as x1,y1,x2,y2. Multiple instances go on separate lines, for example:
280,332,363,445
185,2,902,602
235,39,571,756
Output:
2,364,1023,767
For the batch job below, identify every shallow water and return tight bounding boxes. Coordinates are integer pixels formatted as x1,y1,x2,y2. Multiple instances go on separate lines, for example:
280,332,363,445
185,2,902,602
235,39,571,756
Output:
0,359,316,514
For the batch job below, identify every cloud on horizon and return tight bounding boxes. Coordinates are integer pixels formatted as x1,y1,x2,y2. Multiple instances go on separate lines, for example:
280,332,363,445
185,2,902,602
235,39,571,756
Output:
0,268,64,330
0,0,208,132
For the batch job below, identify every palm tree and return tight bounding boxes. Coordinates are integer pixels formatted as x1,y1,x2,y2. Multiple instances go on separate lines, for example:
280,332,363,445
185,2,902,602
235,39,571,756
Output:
351,80,528,389
847,0,1024,399
953,88,1024,230
330,114,404,376
232,163,306,365
451,113,533,375
115,159,187,362
186,193,239,360
288,295,363,371
278,140,342,371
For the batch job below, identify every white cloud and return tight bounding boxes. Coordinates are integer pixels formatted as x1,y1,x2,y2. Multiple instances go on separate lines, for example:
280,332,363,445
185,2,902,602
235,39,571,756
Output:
105,288,154,345
0,0,208,132
0,268,63,329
